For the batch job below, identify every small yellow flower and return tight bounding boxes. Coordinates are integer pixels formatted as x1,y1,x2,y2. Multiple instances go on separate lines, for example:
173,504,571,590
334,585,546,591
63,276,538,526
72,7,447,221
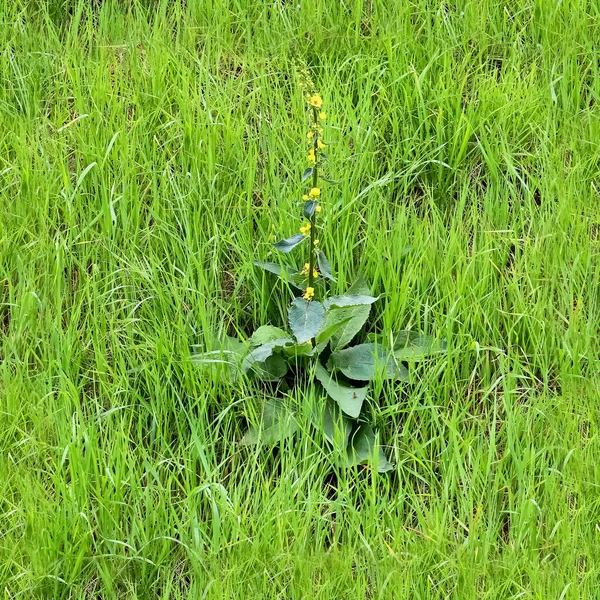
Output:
306,339,313,347
319,111,326,120
309,187,320,198
303,287,315,301
313,269,318,278
309,94,323,108
313,239,319,245
302,194,309,200
317,139,326,149
315,205,322,213
301,263,310,275
307,150,316,163
299,222,311,236
306,131,313,140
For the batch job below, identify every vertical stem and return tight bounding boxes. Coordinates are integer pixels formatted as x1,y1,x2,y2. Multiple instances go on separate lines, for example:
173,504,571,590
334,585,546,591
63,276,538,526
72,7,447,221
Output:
307,107,319,292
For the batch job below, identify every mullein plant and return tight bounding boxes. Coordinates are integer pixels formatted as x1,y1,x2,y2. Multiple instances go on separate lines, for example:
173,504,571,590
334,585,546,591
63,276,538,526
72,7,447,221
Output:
197,70,445,472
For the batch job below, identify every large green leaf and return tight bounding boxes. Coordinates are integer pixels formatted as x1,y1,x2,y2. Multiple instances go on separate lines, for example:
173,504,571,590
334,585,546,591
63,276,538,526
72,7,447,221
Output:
323,294,379,310
314,363,367,418
250,325,288,347
274,234,306,253
315,314,354,345
288,298,325,344
241,399,298,445
345,424,394,473
328,343,408,381
301,167,313,183
323,277,373,351
316,250,336,282
191,335,245,384
242,337,293,379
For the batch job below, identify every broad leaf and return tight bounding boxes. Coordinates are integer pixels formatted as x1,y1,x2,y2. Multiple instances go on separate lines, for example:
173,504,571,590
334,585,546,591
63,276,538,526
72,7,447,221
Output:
315,363,367,418
328,343,408,381
315,314,354,344
274,234,306,253
301,167,313,183
250,325,288,347
255,354,288,381
282,340,314,358
323,294,379,310
242,337,293,377
345,424,394,473
191,335,245,384
303,200,318,219
288,298,325,344
316,250,336,282
241,399,298,445
326,277,373,351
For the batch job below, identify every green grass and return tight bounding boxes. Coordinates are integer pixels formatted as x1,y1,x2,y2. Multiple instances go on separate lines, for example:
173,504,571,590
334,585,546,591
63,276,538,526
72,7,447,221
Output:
1,1,600,597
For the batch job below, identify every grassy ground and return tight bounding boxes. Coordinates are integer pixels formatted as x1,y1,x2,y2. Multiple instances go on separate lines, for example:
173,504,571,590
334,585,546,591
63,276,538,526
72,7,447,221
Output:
1,1,600,598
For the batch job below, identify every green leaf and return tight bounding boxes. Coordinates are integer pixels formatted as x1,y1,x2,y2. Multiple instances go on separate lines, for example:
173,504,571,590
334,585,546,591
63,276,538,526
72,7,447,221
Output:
345,424,394,473
328,343,408,381
302,167,313,183
241,399,298,445
253,261,303,290
242,338,293,379
274,234,306,253
303,200,318,219
315,363,367,418
250,325,288,347
312,398,353,449
281,339,314,357
316,250,336,282
288,298,325,344
315,314,354,344
322,304,370,351
323,294,379,310
191,335,245,384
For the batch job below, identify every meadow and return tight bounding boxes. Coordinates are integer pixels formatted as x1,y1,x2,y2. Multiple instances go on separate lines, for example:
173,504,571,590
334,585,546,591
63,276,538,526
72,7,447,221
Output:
1,1,599,598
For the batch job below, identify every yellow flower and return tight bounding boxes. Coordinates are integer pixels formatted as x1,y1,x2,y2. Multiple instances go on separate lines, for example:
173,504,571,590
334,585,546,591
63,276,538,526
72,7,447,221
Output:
309,94,323,108
307,150,316,163
301,263,310,275
299,222,311,236
303,287,315,301
315,205,322,213
313,269,318,278
319,112,326,120
317,139,326,149
313,239,319,245
306,131,313,140
309,187,320,197
302,194,309,200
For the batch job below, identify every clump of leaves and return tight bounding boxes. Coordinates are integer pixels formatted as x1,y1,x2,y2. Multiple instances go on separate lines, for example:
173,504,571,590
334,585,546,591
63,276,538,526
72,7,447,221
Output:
196,70,445,472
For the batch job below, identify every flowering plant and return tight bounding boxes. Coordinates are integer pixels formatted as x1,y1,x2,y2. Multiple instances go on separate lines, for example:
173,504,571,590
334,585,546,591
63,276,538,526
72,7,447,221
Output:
197,70,445,472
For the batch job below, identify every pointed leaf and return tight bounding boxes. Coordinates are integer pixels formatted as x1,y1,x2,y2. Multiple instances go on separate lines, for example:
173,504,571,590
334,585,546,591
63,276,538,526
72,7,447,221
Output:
274,234,306,253
315,314,354,344
241,399,298,445
242,338,293,375
315,363,367,418
316,250,336,282
254,261,304,290
328,343,408,381
303,200,318,219
302,167,313,183
250,325,288,347
345,424,394,473
288,298,325,344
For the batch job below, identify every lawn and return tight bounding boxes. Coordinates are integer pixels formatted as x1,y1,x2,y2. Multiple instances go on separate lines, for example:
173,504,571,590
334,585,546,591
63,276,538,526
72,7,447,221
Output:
1,1,599,598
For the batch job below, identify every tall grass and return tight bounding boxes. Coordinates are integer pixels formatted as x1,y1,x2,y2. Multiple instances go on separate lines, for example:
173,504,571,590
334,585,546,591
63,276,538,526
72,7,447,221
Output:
1,1,599,597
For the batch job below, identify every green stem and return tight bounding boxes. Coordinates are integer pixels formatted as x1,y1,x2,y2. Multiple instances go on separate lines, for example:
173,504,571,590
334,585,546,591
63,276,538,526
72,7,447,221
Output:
307,107,319,292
